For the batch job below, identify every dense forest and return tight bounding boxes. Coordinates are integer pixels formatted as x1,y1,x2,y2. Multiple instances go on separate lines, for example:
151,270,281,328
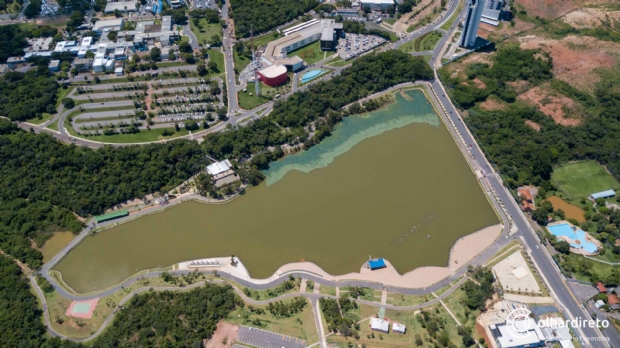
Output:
229,0,319,37
440,44,620,189
203,50,433,161
0,124,207,266
0,70,60,121
0,254,240,347
91,283,240,347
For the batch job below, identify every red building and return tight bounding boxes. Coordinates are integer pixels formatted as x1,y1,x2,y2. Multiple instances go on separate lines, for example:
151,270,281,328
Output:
257,65,287,87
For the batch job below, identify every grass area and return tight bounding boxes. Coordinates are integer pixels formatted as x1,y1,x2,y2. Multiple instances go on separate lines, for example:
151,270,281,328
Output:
324,56,352,67
433,278,461,297
551,160,620,199
75,127,191,144
441,0,464,31
328,305,462,347
386,292,431,306
226,297,319,344
27,112,55,125
422,54,432,64
415,31,443,52
288,41,335,65
38,231,76,263
238,80,290,109
242,279,301,300
45,273,208,338
156,61,188,68
320,285,337,296
207,49,225,77
384,18,397,25
190,18,222,47
47,119,60,131
253,32,281,49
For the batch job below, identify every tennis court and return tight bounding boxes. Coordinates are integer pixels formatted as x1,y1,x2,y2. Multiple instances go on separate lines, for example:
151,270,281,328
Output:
66,298,99,319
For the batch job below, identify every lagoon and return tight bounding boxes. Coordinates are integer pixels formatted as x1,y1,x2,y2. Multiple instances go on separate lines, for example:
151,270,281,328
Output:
54,89,498,294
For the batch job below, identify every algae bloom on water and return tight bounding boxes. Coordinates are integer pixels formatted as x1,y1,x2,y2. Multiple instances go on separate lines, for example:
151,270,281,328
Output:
53,89,498,294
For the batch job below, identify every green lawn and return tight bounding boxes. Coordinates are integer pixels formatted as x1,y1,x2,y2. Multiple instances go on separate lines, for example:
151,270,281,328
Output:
410,31,444,52
28,113,55,125
47,119,60,131
319,285,337,296
387,292,432,306
384,18,397,25
551,160,620,199
288,41,335,65
207,49,225,77
156,61,188,68
233,49,252,77
76,127,190,143
324,56,352,67
238,81,290,109
190,18,222,47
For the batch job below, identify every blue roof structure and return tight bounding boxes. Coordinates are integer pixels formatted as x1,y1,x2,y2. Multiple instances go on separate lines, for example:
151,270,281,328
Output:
368,258,386,270
590,190,616,200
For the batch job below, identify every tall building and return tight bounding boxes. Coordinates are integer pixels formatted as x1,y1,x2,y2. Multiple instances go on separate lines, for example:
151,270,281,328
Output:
460,0,485,48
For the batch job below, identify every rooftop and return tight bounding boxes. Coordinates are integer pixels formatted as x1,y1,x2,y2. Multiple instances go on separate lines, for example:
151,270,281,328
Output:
370,317,389,332
491,320,546,348
207,159,233,176
105,1,137,12
590,189,616,199
259,64,287,78
93,18,124,31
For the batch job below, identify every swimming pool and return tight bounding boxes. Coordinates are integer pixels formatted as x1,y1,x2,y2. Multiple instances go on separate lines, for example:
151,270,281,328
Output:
547,223,598,253
301,69,327,84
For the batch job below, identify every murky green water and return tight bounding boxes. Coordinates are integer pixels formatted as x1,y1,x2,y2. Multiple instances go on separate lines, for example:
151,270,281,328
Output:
54,89,498,293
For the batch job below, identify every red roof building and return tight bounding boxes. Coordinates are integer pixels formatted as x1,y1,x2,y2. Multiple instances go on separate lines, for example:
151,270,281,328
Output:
597,282,608,293
257,65,288,87
608,294,620,310
518,188,533,202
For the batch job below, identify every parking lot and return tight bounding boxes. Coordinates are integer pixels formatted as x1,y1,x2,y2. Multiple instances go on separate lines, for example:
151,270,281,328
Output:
338,33,387,60
237,326,306,348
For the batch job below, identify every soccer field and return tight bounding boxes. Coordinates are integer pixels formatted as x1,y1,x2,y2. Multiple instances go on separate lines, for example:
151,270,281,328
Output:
551,160,620,199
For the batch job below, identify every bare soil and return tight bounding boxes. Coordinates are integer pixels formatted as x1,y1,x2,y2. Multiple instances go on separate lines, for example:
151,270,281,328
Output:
472,78,487,89
446,52,494,80
519,35,618,92
478,18,536,40
563,8,620,30
206,322,238,348
479,97,506,111
524,120,542,131
517,85,582,126
515,0,579,20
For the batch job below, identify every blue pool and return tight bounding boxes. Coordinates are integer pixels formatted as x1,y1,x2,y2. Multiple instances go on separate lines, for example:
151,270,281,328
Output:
301,69,327,84
547,223,598,253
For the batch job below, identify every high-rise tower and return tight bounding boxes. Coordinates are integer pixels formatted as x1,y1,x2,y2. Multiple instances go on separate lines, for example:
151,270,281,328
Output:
460,0,485,48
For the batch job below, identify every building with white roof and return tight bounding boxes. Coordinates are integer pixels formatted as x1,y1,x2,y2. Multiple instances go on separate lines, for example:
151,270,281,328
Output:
361,0,395,10
370,318,389,333
392,322,406,334
263,19,342,71
166,0,184,8
104,1,137,13
257,64,287,87
490,319,546,348
93,18,125,33
81,37,93,46
48,60,61,72
206,159,235,179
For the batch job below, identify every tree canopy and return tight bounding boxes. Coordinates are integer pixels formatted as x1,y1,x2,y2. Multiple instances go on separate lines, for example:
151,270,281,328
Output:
230,0,319,38
0,70,59,121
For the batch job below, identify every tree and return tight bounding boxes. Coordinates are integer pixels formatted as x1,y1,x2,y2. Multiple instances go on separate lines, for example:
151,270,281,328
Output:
150,47,161,61
183,53,196,64
66,11,85,32
207,60,219,72
179,40,193,53
209,34,222,46
113,9,122,17
62,98,75,109
554,241,571,254
107,31,118,42
94,76,101,83
197,62,207,76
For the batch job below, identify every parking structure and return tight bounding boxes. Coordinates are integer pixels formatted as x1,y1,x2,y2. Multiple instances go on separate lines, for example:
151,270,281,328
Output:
236,326,306,348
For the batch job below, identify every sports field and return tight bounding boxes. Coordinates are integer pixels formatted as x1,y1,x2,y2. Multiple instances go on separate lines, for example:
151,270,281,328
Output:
551,160,620,199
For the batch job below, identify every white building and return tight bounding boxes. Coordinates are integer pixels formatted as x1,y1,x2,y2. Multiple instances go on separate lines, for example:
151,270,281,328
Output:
93,52,106,72
161,47,170,60
105,59,115,72
361,0,395,10
392,322,406,334
490,319,546,348
104,1,137,13
370,318,389,333
166,0,184,8
206,160,235,180
93,19,125,33
263,19,342,71
48,60,60,72
460,0,485,48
